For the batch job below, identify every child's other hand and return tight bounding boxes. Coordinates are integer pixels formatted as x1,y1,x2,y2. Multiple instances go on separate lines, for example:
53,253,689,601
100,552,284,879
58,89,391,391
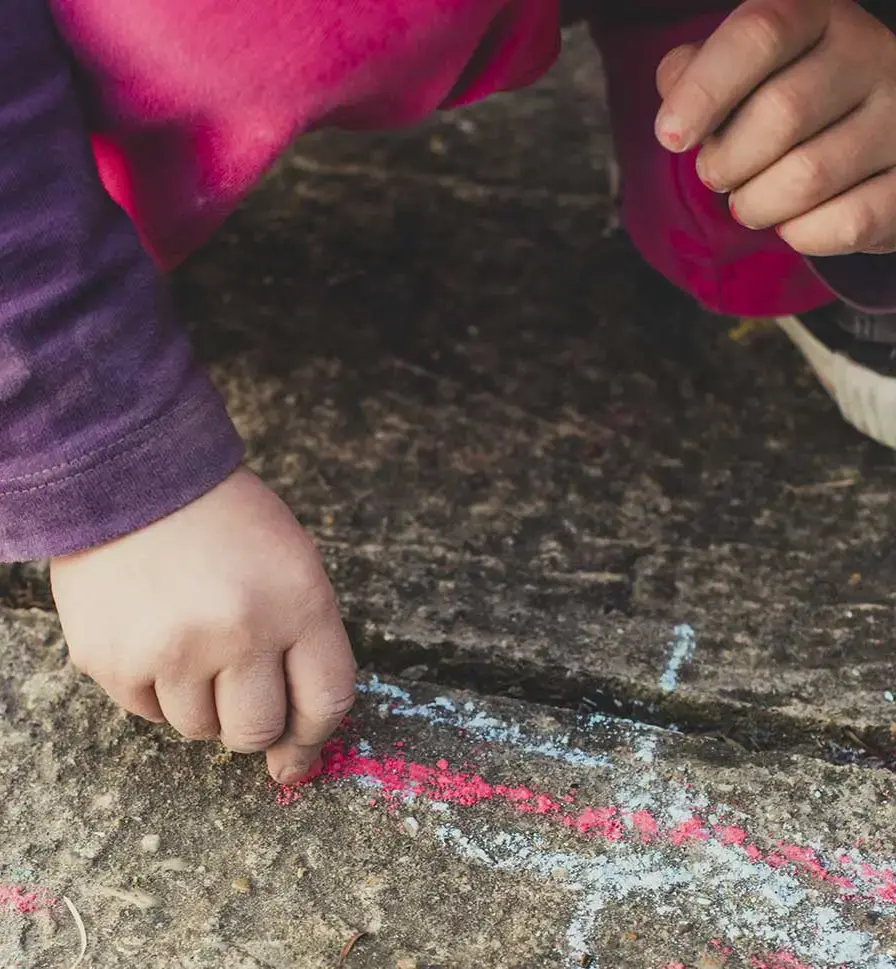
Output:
655,0,896,255
50,468,356,785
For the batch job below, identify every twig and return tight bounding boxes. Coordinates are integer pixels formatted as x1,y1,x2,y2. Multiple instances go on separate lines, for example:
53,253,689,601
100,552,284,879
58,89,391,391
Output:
62,896,87,969
786,477,858,494
337,930,369,966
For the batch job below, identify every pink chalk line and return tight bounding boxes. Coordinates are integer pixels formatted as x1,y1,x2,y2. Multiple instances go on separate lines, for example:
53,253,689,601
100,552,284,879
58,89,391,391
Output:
0,885,55,916
277,737,896,908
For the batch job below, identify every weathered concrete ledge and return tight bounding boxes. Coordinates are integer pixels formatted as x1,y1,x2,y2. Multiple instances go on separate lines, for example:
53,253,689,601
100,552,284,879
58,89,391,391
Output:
3,607,896,968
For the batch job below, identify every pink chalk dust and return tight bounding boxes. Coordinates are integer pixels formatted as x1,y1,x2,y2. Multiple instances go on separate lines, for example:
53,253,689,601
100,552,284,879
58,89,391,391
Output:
0,885,55,916
275,737,896,909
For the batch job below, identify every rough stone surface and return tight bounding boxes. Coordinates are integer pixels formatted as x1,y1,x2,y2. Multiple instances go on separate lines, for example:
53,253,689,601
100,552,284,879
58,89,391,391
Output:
179,30,894,750
3,607,896,969
4,29,896,968
3,33,893,750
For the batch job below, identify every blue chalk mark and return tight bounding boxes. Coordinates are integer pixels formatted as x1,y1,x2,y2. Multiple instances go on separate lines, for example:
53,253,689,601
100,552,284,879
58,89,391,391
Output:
658,624,696,694
358,676,613,770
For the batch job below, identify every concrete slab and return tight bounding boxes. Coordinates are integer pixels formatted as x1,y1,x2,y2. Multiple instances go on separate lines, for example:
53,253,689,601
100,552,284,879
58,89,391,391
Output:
3,607,896,969
4,31,896,759
171,33,896,751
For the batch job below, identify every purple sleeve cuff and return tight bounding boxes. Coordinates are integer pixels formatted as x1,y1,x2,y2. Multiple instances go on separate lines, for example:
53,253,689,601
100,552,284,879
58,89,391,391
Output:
0,0,244,561
0,386,244,561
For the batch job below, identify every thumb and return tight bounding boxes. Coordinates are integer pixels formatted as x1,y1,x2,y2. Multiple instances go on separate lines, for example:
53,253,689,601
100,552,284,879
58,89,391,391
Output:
656,43,702,102
265,610,357,786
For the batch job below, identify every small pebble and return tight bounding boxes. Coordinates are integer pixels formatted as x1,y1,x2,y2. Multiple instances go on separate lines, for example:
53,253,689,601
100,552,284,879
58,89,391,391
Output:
139,834,160,854
231,876,252,895
296,867,308,880
402,817,420,838
395,959,419,969
158,857,190,872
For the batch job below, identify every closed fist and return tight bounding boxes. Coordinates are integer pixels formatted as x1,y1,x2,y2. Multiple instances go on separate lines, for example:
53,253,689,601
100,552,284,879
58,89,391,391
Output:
51,467,356,785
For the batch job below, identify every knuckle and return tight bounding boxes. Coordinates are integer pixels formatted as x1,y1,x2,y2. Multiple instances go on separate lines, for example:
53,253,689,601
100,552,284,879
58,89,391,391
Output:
738,4,798,61
155,634,195,676
290,561,341,624
788,149,830,201
308,688,356,725
761,83,807,140
160,604,255,667
840,202,879,251
683,74,724,121
192,594,254,638
304,586,342,631
225,721,285,752
287,538,331,591
109,676,147,706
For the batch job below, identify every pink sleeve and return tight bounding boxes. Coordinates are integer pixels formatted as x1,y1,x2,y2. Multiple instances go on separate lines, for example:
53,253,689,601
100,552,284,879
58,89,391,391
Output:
50,0,562,268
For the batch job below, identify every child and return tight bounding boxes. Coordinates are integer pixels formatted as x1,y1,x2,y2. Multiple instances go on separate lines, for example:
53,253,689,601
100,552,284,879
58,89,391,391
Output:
3,0,896,785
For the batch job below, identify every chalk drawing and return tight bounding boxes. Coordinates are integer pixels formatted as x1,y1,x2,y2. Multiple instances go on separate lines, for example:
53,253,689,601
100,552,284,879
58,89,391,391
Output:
279,675,896,969
359,676,614,770
438,825,895,969
0,885,54,916
658,624,696,693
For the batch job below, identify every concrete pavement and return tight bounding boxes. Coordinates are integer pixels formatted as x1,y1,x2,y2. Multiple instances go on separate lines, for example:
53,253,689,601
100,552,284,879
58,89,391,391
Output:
3,25,896,969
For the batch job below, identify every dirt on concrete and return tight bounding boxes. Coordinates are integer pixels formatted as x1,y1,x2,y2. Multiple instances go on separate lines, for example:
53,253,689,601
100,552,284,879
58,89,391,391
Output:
3,607,896,969
3,25,896,969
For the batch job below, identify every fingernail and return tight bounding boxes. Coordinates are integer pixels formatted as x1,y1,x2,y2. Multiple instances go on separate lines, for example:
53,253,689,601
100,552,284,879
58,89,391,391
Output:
276,767,304,786
728,196,749,227
695,156,722,194
656,112,691,153
277,756,322,787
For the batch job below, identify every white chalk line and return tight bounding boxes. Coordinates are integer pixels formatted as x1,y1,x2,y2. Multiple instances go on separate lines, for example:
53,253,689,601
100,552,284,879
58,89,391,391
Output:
359,676,617,770
438,823,896,969
659,624,697,694
352,665,896,967
359,673,896,888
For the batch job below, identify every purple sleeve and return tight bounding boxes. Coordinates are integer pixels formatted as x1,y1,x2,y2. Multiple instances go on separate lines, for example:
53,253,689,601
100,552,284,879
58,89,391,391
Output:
0,0,245,561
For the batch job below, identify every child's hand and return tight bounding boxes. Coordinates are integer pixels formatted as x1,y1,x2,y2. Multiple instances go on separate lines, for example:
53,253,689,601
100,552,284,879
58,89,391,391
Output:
655,0,896,255
50,468,356,785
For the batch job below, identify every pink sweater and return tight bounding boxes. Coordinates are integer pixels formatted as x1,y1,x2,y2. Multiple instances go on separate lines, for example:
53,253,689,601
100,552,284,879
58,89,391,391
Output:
51,0,562,268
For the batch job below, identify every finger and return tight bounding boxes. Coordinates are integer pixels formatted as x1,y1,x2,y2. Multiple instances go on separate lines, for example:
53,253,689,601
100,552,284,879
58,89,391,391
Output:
103,679,166,724
266,601,356,786
656,0,829,152
155,679,221,740
656,44,701,102
729,97,896,230
214,660,287,753
697,38,870,193
777,167,896,256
